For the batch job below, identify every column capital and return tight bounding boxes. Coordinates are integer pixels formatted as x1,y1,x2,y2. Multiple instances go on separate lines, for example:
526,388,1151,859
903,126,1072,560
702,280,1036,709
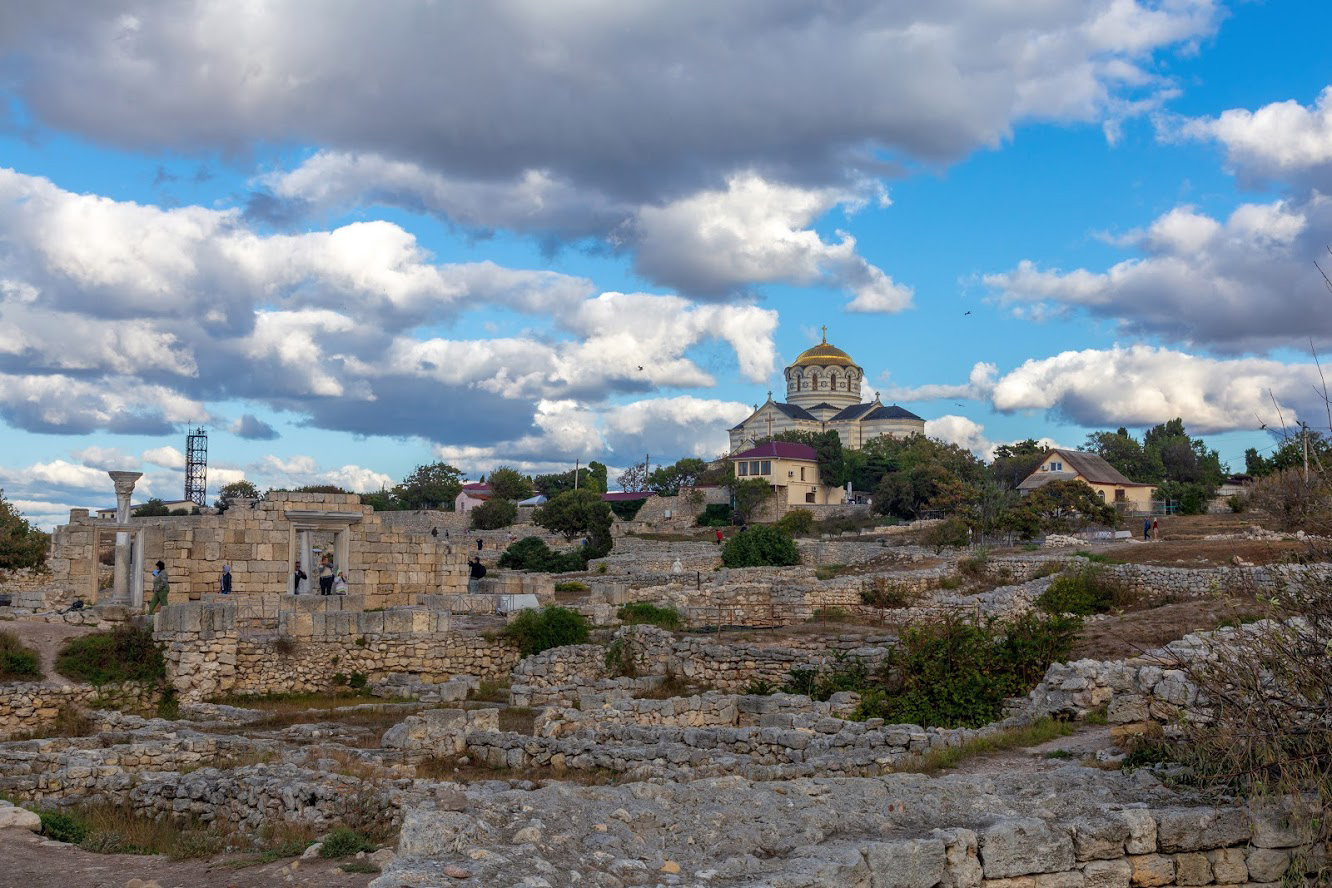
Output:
108,471,144,498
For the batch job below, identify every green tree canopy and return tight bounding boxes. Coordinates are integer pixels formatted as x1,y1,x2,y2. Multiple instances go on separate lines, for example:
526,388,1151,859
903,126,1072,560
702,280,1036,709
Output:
0,489,49,570
616,459,650,492
488,466,534,502
533,489,614,556
728,477,774,524
772,429,852,486
214,480,260,509
1245,431,1332,477
646,457,708,496
132,498,171,517
1004,479,1117,537
1083,419,1225,514
721,524,800,567
533,463,606,496
470,497,518,530
394,462,465,510
990,439,1048,489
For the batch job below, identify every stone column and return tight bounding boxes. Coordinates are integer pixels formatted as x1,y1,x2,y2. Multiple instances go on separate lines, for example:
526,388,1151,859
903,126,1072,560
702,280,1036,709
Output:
298,531,312,593
107,471,143,604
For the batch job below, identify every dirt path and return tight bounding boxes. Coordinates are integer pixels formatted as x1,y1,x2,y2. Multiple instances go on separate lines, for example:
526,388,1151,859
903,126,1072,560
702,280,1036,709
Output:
5,621,97,686
1071,598,1268,661
0,828,378,888
946,724,1119,779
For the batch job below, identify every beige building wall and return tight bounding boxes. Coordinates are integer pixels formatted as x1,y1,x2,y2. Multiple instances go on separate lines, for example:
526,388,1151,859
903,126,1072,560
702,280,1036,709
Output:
732,456,843,507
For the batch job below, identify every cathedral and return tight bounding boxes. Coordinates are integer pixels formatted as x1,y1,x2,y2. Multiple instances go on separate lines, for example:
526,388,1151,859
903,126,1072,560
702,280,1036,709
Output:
728,328,926,453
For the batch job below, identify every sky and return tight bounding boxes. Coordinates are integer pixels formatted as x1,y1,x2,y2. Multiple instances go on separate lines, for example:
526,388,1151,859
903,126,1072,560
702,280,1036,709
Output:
2,1,1331,527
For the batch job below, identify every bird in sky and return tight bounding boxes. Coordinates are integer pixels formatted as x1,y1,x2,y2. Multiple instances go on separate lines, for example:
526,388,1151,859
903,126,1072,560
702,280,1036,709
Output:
964,310,972,316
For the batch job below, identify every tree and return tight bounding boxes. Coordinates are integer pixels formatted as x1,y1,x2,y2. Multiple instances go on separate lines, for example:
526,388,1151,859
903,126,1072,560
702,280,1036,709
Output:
534,462,606,496
616,459,650,492
729,477,774,524
488,466,534,502
214,480,260,510
360,488,401,511
533,489,614,556
394,462,465,510
990,440,1048,489
647,458,708,496
721,524,800,567
1006,479,1116,537
773,430,851,486
470,498,518,530
1083,428,1162,483
132,499,171,517
0,489,49,570
1086,419,1224,514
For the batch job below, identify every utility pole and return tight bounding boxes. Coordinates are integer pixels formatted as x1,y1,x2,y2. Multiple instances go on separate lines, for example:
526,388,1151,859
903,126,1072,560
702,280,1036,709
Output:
574,459,579,490
1303,422,1310,483
645,453,650,490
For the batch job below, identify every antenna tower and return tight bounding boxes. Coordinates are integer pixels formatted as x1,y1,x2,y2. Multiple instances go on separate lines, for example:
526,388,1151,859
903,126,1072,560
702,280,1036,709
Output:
185,427,208,506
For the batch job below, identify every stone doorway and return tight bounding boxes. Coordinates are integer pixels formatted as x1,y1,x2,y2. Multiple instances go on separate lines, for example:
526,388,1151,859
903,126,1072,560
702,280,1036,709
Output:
286,509,363,595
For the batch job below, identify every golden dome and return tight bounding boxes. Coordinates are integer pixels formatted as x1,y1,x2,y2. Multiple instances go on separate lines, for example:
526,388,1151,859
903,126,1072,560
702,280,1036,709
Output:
790,327,860,368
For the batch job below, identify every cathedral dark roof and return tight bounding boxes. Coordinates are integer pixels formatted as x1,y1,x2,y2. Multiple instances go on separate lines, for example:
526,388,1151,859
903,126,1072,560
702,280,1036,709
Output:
863,404,923,421
770,402,818,421
829,403,875,421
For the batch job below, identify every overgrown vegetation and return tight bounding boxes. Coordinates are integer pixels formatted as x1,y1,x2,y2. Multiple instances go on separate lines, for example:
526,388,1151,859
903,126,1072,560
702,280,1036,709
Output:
776,508,815,536
498,536,587,572
617,602,684,630
319,827,377,858
500,606,590,656
0,487,49,570
55,625,166,685
859,577,920,609
695,503,733,527
469,497,518,529
1036,565,1136,616
38,803,230,859
532,489,614,558
0,630,42,681
604,635,637,678
554,580,589,593
721,524,800,568
901,717,1076,773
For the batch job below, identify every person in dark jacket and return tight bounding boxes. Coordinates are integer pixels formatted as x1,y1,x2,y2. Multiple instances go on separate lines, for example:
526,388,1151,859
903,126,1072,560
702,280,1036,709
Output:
220,564,232,595
293,561,308,594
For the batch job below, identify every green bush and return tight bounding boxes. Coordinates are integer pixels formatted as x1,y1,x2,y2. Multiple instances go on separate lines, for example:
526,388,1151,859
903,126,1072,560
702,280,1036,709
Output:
721,525,800,568
0,630,42,681
497,536,586,572
695,503,733,527
40,810,89,844
1036,565,1134,616
776,509,815,536
859,578,918,609
617,602,684,630
348,672,368,689
501,606,591,656
554,581,589,593
55,625,166,685
921,517,970,553
319,827,376,859
779,654,870,701
469,497,518,529
853,613,1081,728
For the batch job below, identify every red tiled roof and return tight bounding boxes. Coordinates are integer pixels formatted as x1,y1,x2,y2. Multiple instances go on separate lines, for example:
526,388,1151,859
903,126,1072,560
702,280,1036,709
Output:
730,441,818,461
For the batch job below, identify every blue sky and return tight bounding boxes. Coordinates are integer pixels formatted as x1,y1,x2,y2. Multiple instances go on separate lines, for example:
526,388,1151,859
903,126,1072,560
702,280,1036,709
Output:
2,1,1331,526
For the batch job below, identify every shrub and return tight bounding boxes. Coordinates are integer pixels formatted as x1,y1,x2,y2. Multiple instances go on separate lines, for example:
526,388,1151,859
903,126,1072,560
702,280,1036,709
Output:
470,497,518,530
0,630,42,681
721,525,800,568
608,498,647,521
957,552,989,579
270,635,298,656
604,636,637,678
617,602,684,630
319,827,376,859
921,517,970,553
554,581,589,593
776,509,815,536
501,606,591,656
744,679,777,695
55,625,166,685
40,810,89,844
695,503,733,527
498,536,586,573
1226,493,1247,513
348,672,368,689
779,654,870,701
854,613,1081,728
1036,565,1134,616
859,578,918,609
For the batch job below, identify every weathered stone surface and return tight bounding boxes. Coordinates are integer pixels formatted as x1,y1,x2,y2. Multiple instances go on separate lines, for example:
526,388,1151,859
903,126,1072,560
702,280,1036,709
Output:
1172,852,1213,886
935,827,983,888
0,802,41,831
1127,854,1174,887
1071,817,1130,861
1205,847,1246,884
864,837,946,888
1243,848,1290,883
979,818,1075,879
1082,858,1132,888
1154,808,1250,853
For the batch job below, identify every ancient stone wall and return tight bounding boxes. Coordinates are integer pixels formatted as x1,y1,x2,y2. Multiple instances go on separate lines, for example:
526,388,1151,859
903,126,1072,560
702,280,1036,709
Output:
48,492,472,606
0,681,162,739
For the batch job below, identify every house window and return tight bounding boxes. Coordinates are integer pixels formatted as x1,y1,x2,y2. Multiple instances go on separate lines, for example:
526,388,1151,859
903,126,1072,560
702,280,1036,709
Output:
1049,461,1063,472
800,466,806,481
1115,489,1126,502
750,460,760,474
1098,490,1105,499
760,460,771,475
805,491,815,503
736,463,748,476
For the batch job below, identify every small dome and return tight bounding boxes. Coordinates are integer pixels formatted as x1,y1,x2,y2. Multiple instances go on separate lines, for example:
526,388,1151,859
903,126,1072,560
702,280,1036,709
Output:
791,342,858,368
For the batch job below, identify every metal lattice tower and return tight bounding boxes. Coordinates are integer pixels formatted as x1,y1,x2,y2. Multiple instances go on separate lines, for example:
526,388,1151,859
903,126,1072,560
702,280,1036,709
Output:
185,427,208,506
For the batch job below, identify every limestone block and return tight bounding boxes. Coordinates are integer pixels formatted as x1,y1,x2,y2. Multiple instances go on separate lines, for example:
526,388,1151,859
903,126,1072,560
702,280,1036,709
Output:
1082,859,1131,888
1072,818,1130,861
1207,849,1246,884
1127,855,1174,887
1243,848,1289,883
1119,811,1155,855
980,818,1075,879
1154,808,1250,853
1173,852,1213,885
1248,805,1316,849
864,837,947,888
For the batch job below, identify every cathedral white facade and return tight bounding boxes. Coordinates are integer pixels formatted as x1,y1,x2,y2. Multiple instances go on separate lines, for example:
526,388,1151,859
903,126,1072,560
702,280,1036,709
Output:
728,329,926,453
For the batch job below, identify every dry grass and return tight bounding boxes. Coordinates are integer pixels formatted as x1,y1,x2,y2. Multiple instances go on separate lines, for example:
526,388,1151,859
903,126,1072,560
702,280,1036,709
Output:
208,690,377,713
179,748,277,773
9,704,96,740
413,755,624,786
895,718,1076,774
497,706,536,734
43,802,233,859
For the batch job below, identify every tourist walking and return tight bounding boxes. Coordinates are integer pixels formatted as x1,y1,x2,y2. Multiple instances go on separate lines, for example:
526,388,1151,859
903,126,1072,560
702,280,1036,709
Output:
319,558,335,595
220,564,232,595
715,528,723,545
1152,517,1160,541
293,561,308,594
148,560,170,615
1142,518,1151,541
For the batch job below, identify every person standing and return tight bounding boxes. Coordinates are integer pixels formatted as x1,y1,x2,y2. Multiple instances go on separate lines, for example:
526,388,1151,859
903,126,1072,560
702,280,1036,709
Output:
293,561,308,595
715,528,724,545
319,558,335,595
1151,517,1160,541
1143,518,1151,541
148,560,170,614
476,538,483,551
333,571,348,594
468,556,486,592
220,564,232,595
